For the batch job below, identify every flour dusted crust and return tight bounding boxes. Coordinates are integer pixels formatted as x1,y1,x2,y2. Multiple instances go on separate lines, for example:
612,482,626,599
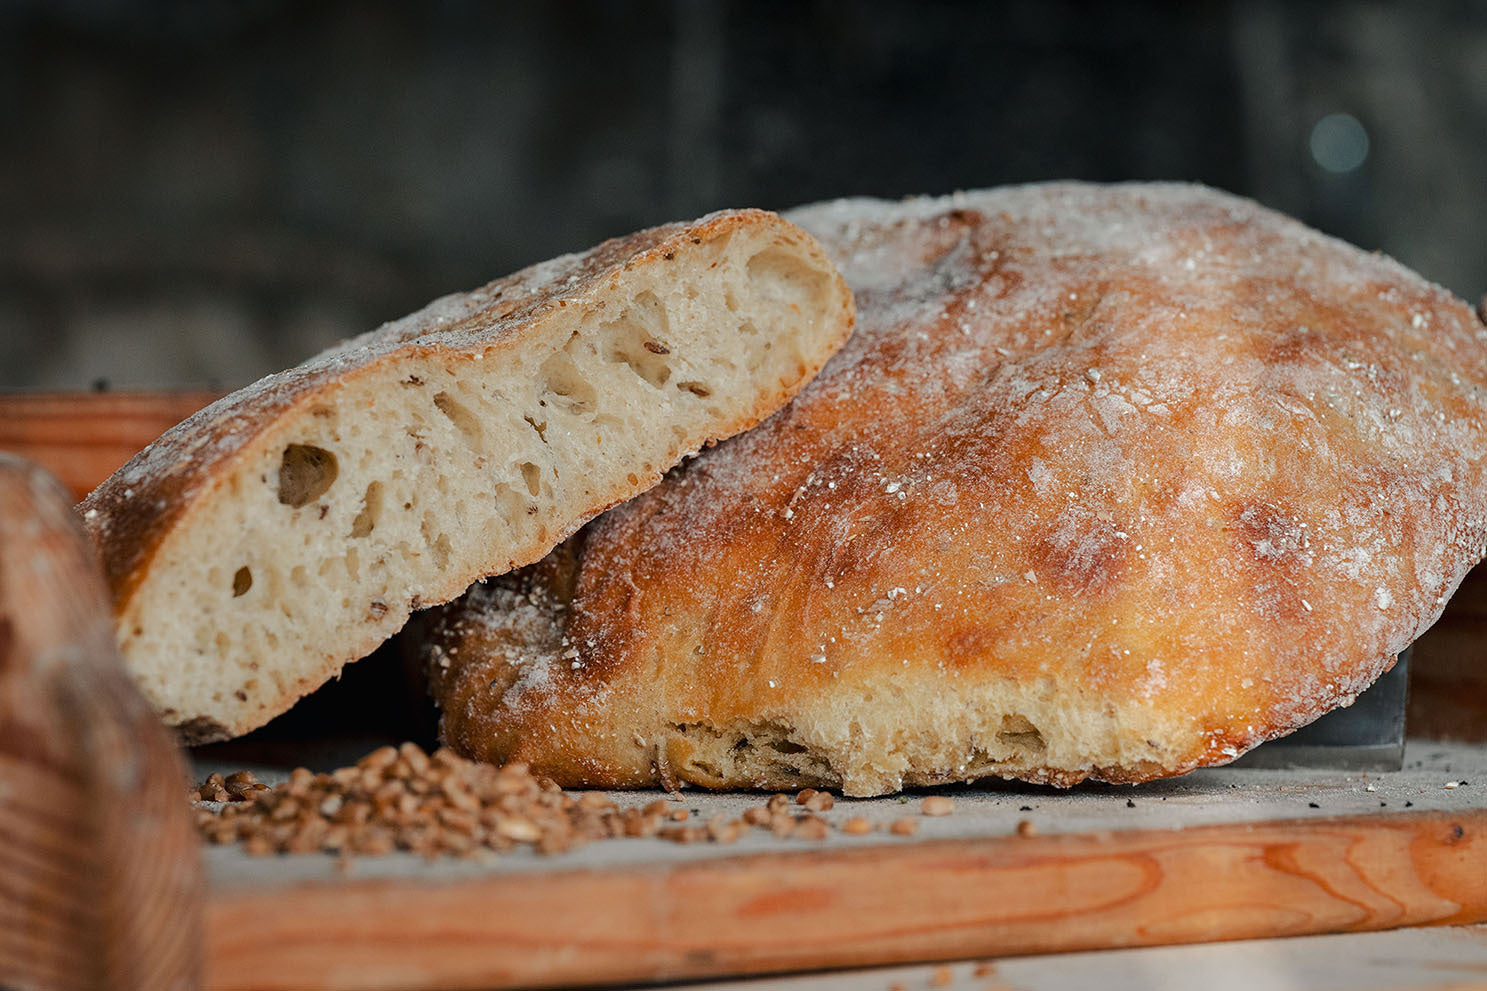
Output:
81,210,854,742
426,183,1487,795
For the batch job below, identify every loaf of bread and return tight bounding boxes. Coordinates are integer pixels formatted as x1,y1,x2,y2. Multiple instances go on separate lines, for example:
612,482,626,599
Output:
424,183,1487,795
81,210,854,742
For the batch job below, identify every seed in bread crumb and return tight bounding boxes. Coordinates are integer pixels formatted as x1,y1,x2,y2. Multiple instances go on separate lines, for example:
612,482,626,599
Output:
930,965,954,987
1016,819,1037,837
842,816,873,835
921,795,955,817
889,817,919,836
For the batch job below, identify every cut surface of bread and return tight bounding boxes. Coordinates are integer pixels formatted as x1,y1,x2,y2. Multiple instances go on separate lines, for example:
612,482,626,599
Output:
80,209,854,742
425,183,1487,796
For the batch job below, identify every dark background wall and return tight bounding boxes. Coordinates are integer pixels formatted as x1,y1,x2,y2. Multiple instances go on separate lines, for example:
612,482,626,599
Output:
2,0,1484,391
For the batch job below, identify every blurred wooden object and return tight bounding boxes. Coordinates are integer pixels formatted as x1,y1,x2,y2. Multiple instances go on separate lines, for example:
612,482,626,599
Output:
0,455,202,990
0,391,219,501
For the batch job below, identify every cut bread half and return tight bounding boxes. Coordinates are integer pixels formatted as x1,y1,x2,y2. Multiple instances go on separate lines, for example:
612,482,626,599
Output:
80,209,854,742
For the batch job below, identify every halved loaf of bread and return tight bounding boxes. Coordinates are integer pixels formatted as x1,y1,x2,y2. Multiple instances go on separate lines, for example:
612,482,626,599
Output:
80,209,854,742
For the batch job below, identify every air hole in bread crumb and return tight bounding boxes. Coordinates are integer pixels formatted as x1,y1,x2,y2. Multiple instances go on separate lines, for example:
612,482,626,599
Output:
493,482,527,528
520,461,542,497
679,381,711,397
601,290,673,387
433,391,484,447
422,513,452,570
523,415,548,443
231,566,252,597
997,714,1047,754
540,338,598,415
278,444,338,507
351,481,383,538
746,244,831,309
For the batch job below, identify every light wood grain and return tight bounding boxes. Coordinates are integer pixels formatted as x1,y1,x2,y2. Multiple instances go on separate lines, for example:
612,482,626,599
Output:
0,391,218,501
0,456,203,990
203,809,1487,991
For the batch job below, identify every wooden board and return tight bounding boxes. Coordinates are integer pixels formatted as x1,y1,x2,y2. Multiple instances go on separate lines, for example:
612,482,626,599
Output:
196,742,1487,991
0,390,220,501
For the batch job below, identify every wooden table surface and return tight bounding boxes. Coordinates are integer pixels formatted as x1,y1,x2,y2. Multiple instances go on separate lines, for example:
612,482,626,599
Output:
195,740,1487,991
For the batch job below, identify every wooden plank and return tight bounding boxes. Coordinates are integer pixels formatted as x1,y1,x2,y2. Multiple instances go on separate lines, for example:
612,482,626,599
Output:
202,809,1487,991
666,924,1487,991
0,391,218,501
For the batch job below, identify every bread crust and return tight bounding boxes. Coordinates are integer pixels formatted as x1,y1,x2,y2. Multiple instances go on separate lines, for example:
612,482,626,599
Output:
426,183,1487,795
81,209,854,742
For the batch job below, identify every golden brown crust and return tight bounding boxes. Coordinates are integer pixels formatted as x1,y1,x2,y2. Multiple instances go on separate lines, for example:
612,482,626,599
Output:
427,183,1487,794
